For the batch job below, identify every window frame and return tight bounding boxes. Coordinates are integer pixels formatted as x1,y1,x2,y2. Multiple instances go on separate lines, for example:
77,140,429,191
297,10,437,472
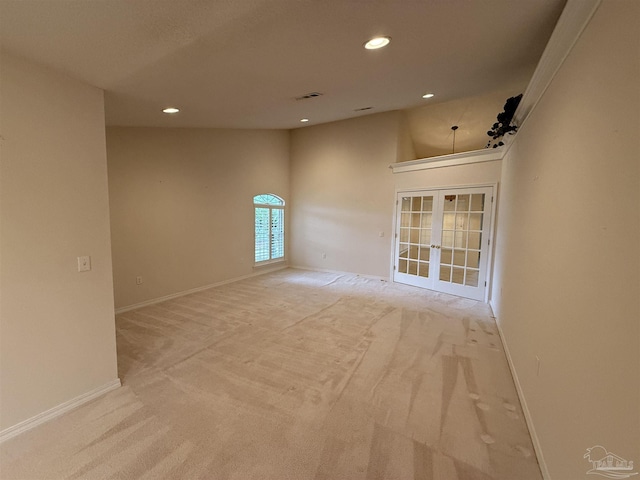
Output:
253,194,285,265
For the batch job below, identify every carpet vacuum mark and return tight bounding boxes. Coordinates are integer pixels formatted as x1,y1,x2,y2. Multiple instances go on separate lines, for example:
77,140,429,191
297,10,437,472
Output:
0,269,541,479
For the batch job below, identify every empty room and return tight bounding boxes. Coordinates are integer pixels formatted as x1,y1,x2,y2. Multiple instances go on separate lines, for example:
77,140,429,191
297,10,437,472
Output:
0,1,638,479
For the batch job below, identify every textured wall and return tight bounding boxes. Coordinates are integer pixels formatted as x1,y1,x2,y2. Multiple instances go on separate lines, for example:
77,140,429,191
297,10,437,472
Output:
106,127,290,309
490,1,640,477
290,112,400,278
0,54,118,430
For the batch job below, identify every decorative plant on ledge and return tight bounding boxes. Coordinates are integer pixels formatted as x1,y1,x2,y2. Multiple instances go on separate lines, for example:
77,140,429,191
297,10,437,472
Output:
486,94,523,148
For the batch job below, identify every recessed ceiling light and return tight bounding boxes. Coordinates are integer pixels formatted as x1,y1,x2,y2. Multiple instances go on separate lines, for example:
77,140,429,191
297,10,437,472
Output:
364,36,391,50
162,107,180,114
422,93,435,99
300,118,309,123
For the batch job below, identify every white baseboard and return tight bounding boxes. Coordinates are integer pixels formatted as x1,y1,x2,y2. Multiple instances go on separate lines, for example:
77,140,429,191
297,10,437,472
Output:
115,264,288,314
494,319,550,480
489,299,497,317
0,378,121,444
289,265,389,283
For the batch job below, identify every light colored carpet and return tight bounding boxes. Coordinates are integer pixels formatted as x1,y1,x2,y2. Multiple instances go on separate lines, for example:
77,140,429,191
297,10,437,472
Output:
0,269,541,479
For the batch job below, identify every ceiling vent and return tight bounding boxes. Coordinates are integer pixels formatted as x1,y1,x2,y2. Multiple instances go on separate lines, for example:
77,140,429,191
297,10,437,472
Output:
295,92,323,101
354,106,373,112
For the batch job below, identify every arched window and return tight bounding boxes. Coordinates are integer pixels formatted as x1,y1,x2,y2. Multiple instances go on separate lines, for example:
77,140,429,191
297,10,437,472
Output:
253,194,285,264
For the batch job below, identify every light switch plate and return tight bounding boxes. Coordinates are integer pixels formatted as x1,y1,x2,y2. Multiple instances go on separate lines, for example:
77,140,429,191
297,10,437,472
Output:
77,256,91,272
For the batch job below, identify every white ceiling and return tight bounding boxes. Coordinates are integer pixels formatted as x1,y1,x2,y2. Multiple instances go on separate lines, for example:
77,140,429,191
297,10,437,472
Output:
0,0,566,130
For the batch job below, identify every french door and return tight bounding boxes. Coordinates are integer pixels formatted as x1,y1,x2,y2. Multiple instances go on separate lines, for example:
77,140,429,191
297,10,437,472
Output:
393,187,493,301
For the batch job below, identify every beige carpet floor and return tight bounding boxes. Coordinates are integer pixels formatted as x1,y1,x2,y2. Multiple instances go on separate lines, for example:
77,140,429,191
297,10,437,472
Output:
0,269,541,480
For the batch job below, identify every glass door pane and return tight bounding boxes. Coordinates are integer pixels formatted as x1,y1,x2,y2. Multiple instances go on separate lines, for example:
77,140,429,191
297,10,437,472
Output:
433,187,492,301
438,193,483,287
394,191,438,289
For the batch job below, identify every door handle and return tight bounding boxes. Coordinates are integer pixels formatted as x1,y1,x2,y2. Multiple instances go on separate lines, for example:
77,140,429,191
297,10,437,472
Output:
430,245,441,249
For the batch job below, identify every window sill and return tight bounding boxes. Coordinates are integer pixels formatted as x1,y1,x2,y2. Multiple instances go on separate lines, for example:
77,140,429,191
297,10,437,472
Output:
253,259,287,270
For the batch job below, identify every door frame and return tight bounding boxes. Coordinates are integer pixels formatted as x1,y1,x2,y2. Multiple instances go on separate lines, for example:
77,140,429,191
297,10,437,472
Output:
389,182,498,303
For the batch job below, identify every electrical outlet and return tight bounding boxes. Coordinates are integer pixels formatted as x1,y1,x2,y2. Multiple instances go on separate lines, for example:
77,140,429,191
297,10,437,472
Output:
77,256,91,272
136,276,143,285
321,253,327,260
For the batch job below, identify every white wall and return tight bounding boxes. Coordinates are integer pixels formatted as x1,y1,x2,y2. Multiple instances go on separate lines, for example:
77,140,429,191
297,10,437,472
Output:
289,112,401,278
490,1,640,478
396,111,416,163
393,160,502,192
0,54,119,430
106,127,290,309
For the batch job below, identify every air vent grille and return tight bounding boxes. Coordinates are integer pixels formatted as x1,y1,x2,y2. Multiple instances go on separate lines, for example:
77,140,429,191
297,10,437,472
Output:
295,92,323,101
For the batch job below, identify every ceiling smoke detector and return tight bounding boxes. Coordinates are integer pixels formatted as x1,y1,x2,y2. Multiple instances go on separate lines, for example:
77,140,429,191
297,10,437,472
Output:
295,92,323,101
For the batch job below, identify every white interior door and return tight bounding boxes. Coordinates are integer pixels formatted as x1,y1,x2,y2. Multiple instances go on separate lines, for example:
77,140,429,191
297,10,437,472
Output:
393,191,439,290
393,187,493,301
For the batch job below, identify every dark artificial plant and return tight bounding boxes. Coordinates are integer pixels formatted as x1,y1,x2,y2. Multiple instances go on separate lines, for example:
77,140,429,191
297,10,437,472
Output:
486,94,522,148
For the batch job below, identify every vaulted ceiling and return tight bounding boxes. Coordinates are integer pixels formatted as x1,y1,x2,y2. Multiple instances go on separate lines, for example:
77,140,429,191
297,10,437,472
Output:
1,0,565,133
